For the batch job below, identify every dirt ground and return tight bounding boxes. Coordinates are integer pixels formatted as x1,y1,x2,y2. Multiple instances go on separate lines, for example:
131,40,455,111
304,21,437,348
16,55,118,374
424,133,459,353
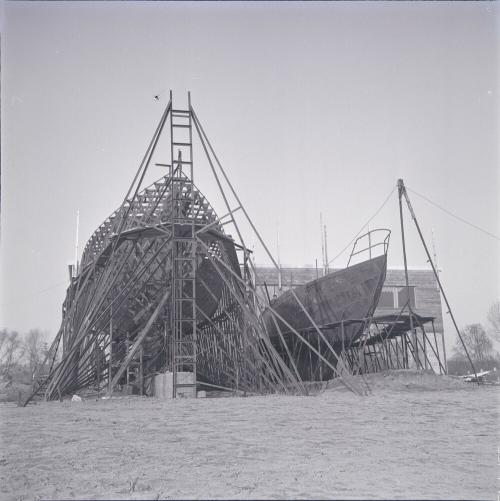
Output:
0,371,498,500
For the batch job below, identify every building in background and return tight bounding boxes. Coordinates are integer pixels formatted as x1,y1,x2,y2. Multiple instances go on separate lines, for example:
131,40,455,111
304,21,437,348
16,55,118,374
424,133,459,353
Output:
376,267,443,334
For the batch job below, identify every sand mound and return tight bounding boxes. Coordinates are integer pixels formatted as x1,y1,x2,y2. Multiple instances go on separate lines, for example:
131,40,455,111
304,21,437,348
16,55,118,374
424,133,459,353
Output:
325,369,469,393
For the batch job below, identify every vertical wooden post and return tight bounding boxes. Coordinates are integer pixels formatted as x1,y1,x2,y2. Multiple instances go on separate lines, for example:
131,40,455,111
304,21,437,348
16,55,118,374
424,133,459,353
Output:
108,305,113,393
438,321,448,374
308,335,313,381
96,341,100,398
341,321,345,353
423,329,428,369
402,334,407,368
126,333,130,389
431,320,441,374
139,345,144,396
393,338,399,369
387,339,394,369
318,332,322,381
164,319,170,371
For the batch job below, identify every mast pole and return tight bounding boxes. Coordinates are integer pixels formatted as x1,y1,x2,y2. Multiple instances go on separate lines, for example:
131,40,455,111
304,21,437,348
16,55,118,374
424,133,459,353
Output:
320,213,325,276
397,179,418,368
75,209,80,276
398,179,478,382
324,222,329,274
277,226,282,290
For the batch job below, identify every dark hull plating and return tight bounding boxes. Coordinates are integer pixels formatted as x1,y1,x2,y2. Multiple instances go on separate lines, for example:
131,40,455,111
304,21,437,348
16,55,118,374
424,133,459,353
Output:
264,254,387,347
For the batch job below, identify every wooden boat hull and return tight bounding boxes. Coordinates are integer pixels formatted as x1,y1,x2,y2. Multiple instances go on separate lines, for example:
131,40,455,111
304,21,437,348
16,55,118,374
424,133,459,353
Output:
263,254,387,347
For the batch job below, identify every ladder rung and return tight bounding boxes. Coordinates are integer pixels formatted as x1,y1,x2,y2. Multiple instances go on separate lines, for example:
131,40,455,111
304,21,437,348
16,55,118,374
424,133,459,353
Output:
174,383,196,388
173,229,194,234
172,124,190,128
172,142,191,147
172,109,190,115
172,160,192,165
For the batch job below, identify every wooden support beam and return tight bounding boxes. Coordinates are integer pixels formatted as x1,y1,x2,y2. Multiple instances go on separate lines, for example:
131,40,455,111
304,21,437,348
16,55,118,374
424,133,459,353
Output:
107,287,171,395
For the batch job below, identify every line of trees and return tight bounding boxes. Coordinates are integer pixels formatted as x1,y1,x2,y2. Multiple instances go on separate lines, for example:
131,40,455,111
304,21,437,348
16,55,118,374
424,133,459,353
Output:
447,300,500,375
0,328,50,380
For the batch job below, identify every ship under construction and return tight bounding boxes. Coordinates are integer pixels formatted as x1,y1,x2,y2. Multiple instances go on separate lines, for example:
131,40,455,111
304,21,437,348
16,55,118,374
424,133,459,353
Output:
26,93,464,405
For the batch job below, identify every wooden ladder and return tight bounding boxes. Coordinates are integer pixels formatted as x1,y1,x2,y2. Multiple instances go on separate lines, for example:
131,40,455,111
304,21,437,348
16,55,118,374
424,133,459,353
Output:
169,93,197,398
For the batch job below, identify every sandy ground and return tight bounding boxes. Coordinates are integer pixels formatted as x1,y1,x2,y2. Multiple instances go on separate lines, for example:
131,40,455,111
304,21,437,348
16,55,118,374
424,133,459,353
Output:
0,371,498,500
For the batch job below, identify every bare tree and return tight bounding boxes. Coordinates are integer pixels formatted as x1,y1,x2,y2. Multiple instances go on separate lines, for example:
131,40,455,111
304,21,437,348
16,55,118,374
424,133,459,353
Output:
487,300,500,342
453,323,494,364
23,329,46,377
0,329,8,356
0,330,23,376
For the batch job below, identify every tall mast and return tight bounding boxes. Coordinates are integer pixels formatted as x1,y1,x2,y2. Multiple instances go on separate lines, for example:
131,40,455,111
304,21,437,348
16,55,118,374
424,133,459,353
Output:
324,222,329,275
320,213,325,276
277,226,282,290
74,209,80,276
397,179,417,368
398,178,478,381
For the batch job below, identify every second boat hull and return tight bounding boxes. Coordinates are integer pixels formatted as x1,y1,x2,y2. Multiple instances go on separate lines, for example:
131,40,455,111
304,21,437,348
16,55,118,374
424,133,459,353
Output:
263,254,387,347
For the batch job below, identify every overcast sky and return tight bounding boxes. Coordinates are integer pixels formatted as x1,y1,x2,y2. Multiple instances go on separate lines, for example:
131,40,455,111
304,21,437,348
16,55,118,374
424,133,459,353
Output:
1,1,498,351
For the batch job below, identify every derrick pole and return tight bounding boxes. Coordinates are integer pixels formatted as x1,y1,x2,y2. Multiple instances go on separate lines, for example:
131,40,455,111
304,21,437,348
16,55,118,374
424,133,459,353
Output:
320,213,325,276
324,223,329,275
398,178,478,382
397,179,418,369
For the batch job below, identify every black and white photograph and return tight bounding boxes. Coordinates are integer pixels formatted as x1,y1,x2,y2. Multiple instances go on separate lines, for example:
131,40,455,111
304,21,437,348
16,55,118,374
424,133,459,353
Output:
0,1,498,500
